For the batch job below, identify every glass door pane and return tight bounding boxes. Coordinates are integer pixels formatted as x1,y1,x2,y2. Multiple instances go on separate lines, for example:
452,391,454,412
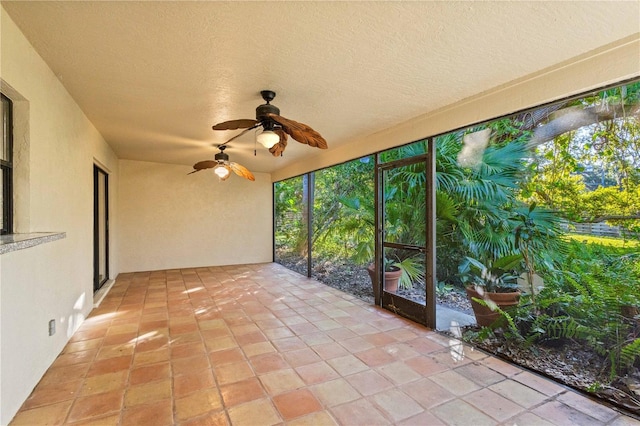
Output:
274,175,309,276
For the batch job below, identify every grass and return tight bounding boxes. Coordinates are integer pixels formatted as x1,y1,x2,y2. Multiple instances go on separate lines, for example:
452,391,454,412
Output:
565,233,639,256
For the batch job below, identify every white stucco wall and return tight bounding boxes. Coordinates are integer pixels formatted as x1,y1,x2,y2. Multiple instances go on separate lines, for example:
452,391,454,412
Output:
117,159,272,272
272,34,640,181
0,7,120,424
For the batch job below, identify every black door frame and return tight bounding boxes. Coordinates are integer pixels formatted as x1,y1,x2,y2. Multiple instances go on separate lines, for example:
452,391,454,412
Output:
374,140,436,328
93,165,109,292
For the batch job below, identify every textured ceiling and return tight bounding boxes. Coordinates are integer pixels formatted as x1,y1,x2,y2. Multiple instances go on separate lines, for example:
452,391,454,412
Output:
2,1,639,173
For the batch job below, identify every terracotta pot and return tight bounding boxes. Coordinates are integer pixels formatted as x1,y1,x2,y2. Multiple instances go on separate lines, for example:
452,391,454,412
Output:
367,264,402,298
465,286,521,327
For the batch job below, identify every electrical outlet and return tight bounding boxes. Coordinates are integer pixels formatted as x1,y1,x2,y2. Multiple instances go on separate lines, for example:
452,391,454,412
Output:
48,319,56,336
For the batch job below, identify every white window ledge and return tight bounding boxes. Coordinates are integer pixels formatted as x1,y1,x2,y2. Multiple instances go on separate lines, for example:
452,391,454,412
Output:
0,232,66,255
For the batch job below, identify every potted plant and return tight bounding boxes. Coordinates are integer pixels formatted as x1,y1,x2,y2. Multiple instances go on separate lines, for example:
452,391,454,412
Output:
459,254,522,327
366,258,403,299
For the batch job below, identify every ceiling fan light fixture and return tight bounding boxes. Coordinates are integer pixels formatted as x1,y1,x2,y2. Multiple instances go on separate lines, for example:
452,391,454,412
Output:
256,130,280,149
213,164,230,179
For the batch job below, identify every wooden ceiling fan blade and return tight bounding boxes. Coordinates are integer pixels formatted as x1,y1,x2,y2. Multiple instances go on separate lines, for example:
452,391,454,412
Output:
229,162,255,181
189,160,218,174
269,129,288,157
220,123,261,146
212,119,259,130
267,114,328,149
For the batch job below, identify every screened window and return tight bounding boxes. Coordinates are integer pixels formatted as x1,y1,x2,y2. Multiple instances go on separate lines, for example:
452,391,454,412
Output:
1,93,13,234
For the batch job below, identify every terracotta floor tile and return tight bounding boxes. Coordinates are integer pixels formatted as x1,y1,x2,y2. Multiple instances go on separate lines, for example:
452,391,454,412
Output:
180,410,229,426
489,379,548,408
556,390,619,422
330,398,390,425
508,412,555,426
404,355,448,376
67,413,120,426
171,340,206,359
289,320,319,336
103,332,138,346
311,342,349,360
339,336,375,353
209,347,246,366
204,335,238,352
263,326,295,340
514,370,565,397
107,324,139,336
10,400,73,426
259,368,306,395
355,347,396,367
431,399,496,426
174,369,215,398
400,377,456,409
39,363,91,386
22,379,82,410
283,347,322,367
79,371,128,397
463,387,526,422
134,334,169,352
405,336,447,354
75,321,109,335
455,362,506,387
175,388,224,422
398,409,447,426
280,315,308,326
66,389,124,423
213,360,255,385
241,341,276,357
295,361,340,385
235,330,268,346
369,388,423,422
346,369,394,396
227,397,281,425
63,338,103,354
325,327,358,341
363,332,397,347
128,362,170,386
133,348,170,366
482,354,523,377
51,348,98,368
429,370,481,396
286,410,338,426
120,399,173,425
86,355,132,377
249,352,290,374
273,388,323,420
311,378,361,407
124,379,171,407
170,322,199,335
327,354,369,376
172,354,210,375
139,319,169,333
95,343,135,360
299,331,334,346
219,377,266,407
271,336,308,352
170,331,204,347
532,400,604,426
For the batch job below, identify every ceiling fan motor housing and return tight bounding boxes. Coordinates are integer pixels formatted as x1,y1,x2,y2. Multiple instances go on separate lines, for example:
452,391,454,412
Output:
214,151,229,162
256,103,280,122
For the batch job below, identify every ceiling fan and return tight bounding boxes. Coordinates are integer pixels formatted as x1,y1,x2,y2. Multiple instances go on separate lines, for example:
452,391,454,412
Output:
212,90,328,156
188,145,255,181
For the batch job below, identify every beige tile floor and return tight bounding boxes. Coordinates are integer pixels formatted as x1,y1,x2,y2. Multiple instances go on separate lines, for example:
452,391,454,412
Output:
10,263,640,425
